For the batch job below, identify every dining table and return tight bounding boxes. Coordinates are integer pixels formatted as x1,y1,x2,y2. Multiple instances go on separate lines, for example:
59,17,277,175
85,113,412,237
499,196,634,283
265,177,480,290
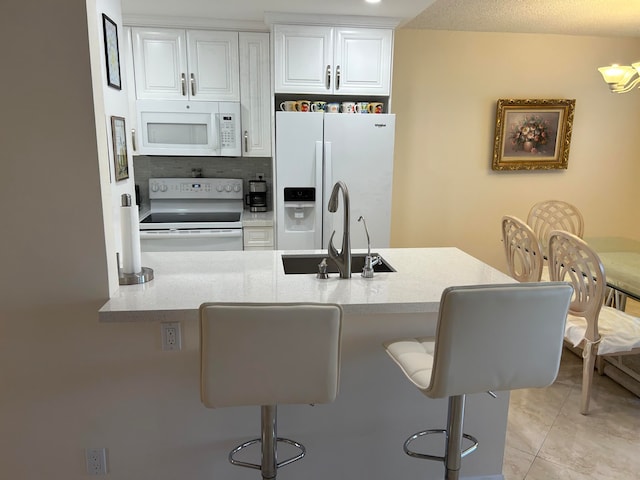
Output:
586,236,640,307
585,236,640,397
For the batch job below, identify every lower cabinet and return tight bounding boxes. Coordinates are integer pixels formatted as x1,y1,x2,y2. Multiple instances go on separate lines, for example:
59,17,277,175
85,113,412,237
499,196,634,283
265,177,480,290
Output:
243,226,274,250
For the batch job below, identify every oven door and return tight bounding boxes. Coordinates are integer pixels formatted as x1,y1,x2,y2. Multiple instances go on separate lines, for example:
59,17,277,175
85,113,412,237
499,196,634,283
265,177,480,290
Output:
140,229,243,252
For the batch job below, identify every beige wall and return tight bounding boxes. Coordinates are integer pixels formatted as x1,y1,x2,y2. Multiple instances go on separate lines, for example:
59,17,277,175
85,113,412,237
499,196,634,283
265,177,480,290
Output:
390,29,640,271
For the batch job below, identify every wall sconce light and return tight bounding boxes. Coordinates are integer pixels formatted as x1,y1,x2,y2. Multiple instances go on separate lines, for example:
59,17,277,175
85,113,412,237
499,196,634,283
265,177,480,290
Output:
598,62,640,93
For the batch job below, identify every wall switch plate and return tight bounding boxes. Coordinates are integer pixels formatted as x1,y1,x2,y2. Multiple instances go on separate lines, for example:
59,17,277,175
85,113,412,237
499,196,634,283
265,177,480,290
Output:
85,448,107,475
161,322,182,351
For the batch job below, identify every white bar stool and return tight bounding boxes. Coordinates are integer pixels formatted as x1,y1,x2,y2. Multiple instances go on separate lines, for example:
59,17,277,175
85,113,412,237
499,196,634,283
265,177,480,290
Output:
199,302,343,480
383,283,573,480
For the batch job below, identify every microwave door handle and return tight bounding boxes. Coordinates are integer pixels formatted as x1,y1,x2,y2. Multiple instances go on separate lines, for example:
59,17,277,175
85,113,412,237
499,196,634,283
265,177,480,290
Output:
212,113,220,154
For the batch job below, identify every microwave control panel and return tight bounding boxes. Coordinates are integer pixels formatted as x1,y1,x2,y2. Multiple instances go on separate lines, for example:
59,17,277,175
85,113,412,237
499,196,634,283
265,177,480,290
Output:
219,113,237,149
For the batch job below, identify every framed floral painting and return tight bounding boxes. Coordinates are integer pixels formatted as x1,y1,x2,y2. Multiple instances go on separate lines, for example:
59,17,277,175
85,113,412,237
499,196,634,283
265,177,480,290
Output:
492,99,576,171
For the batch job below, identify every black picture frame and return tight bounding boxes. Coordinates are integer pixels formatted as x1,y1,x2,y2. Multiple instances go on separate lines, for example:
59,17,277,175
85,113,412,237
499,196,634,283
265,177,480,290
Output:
102,14,121,90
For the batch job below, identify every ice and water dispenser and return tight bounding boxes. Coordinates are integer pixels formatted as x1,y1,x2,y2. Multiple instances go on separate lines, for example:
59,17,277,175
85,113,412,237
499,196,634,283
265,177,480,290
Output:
278,187,321,249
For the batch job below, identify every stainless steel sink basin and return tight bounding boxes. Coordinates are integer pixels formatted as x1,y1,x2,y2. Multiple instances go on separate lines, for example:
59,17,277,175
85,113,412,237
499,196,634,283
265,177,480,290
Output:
282,253,396,275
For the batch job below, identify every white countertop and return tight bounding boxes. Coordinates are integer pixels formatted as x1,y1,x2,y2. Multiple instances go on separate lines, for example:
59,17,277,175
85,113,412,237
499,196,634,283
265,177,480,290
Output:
242,210,273,227
99,248,513,322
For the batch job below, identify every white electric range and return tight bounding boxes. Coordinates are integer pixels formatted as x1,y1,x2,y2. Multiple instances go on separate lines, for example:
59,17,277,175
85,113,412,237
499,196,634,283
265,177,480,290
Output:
139,178,244,252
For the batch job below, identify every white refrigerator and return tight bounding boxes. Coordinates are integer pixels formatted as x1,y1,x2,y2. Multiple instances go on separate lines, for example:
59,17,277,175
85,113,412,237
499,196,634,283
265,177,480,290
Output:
275,111,396,250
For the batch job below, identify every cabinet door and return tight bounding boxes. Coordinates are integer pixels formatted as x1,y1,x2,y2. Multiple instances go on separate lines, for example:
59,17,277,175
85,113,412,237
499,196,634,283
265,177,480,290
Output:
186,30,240,101
334,28,392,95
239,32,271,157
132,28,188,100
243,226,274,250
274,25,333,94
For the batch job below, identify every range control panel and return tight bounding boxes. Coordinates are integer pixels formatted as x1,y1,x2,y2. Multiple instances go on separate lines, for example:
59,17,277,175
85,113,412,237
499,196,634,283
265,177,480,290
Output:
149,178,243,200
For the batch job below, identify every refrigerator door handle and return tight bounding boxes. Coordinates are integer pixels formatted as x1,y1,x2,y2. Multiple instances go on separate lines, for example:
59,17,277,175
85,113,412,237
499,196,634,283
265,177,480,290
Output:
315,141,323,191
324,141,333,246
324,141,332,198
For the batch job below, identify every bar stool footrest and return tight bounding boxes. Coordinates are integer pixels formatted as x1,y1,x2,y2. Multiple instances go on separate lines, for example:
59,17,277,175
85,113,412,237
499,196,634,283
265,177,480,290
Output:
403,429,479,462
229,437,306,470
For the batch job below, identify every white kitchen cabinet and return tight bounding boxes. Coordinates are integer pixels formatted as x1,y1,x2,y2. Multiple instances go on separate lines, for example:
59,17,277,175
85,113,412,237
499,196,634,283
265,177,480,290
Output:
239,32,271,157
273,24,392,95
132,28,240,102
243,226,274,250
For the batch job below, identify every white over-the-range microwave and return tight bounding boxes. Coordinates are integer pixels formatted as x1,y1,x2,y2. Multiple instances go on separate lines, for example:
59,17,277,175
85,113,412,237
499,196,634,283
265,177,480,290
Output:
135,100,241,156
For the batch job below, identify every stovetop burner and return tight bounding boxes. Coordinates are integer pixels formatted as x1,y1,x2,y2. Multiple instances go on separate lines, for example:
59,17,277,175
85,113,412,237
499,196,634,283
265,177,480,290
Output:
140,212,241,224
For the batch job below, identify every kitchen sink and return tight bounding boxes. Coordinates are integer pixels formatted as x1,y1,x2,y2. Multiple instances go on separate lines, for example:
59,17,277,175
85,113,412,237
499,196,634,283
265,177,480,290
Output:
282,253,396,275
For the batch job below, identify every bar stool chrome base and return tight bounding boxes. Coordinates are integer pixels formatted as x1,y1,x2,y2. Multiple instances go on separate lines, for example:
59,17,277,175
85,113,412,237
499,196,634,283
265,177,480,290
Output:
403,395,478,480
228,405,305,480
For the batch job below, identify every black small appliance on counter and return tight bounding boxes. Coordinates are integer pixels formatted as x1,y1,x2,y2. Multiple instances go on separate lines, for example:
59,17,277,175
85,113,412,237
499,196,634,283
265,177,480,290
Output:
246,177,268,212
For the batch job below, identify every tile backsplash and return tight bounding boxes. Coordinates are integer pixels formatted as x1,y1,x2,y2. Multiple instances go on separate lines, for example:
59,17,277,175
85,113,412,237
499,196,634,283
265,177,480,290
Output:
133,156,272,212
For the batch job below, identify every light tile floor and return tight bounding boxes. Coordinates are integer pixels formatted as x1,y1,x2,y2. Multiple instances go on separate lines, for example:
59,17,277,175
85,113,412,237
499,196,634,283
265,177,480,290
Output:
503,349,640,479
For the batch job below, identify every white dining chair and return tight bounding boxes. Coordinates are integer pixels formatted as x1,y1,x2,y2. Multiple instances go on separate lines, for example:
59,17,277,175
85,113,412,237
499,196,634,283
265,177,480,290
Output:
548,231,640,414
501,215,548,282
527,200,584,259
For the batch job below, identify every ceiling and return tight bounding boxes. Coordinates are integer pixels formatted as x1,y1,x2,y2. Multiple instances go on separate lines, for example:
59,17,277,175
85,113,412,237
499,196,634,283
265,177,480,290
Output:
121,0,640,37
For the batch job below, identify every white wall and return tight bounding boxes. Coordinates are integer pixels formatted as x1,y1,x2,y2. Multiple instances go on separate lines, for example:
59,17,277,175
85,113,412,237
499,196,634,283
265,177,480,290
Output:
390,29,640,270
89,0,139,294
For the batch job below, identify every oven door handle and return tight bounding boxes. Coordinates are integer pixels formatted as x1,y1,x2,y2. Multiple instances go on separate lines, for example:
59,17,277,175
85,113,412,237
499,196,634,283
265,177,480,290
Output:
139,230,242,239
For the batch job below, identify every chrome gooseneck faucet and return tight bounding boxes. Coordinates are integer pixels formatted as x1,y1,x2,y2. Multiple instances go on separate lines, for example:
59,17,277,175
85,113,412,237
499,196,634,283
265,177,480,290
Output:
327,181,351,278
358,215,381,278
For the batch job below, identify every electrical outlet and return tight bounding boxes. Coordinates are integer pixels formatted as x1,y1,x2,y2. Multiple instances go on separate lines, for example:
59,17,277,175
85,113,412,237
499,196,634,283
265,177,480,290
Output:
85,448,107,475
161,322,182,351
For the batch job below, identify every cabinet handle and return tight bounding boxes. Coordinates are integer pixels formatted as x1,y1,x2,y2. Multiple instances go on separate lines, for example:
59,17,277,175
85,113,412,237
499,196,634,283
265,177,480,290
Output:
244,130,249,153
131,128,137,152
181,73,186,96
190,73,196,96
336,65,341,90
326,64,331,90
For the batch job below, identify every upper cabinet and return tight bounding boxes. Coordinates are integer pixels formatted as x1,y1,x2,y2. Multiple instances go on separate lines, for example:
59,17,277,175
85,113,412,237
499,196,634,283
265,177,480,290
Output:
273,24,392,95
239,32,271,157
132,28,240,102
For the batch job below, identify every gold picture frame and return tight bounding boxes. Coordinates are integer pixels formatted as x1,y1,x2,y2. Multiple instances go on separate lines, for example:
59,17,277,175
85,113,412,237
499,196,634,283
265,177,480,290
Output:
110,116,129,181
492,99,576,171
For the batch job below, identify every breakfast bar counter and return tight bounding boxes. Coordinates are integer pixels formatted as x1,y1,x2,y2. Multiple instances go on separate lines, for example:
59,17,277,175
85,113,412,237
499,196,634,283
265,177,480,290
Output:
99,247,512,321
99,248,514,480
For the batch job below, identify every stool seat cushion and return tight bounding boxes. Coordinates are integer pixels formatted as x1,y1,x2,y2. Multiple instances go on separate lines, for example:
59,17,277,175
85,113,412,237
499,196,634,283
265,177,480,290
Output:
383,338,435,390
